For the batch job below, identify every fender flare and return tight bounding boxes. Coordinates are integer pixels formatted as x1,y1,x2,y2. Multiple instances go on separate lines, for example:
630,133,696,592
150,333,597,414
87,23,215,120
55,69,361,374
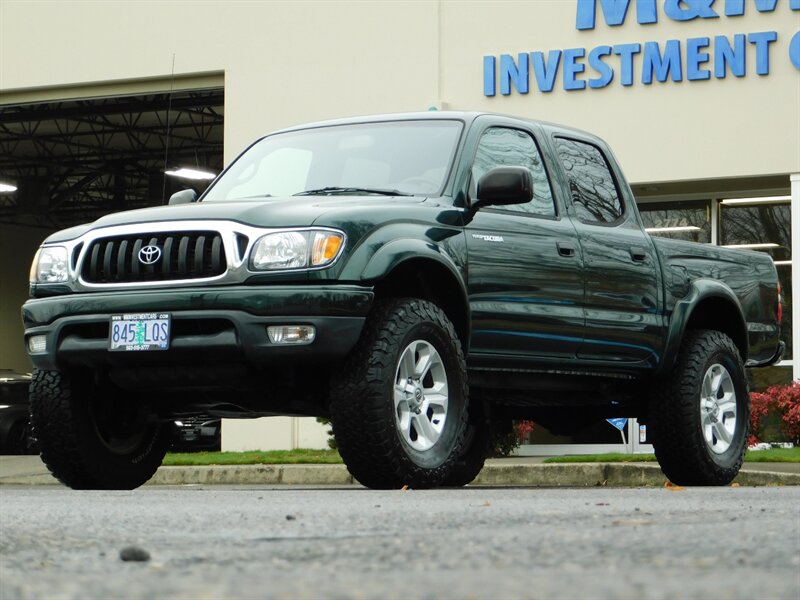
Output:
356,237,471,346
657,278,748,376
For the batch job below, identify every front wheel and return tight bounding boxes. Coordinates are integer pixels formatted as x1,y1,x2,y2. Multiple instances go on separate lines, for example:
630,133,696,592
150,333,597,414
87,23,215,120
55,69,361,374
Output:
29,369,169,489
330,299,468,489
649,330,749,486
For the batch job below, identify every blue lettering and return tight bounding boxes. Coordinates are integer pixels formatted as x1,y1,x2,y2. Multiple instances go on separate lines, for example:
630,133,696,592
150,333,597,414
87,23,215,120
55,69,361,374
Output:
642,40,683,83
588,45,615,88
576,0,657,30
686,37,711,80
791,32,800,69
531,50,562,93
500,54,529,95
483,56,496,97
563,48,587,90
614,43,642,86
714,34,746,78
725,0,778,16
663,0,718,21
748,31,777,75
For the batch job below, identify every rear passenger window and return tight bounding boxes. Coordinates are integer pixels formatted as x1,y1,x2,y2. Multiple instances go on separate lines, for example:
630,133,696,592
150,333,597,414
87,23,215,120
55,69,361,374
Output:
472,127,555,217
555,137,623,224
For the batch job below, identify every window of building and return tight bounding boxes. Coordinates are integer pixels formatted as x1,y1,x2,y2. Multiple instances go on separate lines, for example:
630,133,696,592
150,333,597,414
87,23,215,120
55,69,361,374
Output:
554,137,623,224
472,127,555,217
638,199,712,244
720,199,792,366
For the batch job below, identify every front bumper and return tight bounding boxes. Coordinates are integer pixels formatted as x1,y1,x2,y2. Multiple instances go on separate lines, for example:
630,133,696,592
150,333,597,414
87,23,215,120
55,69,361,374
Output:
22,285,373,371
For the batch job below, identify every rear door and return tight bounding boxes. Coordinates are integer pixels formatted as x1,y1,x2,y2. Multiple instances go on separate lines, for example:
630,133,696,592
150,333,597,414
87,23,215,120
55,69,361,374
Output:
549,134,663,366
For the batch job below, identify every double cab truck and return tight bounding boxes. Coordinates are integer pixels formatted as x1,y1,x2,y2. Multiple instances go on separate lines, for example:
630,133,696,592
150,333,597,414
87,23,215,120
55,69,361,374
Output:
23,112,783,489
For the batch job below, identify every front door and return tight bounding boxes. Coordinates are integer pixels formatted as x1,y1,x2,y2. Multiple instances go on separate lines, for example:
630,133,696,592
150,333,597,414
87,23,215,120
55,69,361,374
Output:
464,125,585,364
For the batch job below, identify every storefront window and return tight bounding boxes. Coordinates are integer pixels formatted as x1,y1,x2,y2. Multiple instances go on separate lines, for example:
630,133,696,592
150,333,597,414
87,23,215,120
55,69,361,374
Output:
638,200,711,243
720,201,791,365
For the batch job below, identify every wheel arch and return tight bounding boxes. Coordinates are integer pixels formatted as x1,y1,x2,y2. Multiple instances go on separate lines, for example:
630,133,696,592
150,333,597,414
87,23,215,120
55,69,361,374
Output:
659,279,748,375
365,247,470,353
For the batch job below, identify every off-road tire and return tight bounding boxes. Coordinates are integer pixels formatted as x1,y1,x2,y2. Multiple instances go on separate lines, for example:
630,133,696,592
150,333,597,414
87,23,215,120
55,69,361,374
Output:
442,402,491,487
330,298,468,489
29,369,169,490
649,330,749,486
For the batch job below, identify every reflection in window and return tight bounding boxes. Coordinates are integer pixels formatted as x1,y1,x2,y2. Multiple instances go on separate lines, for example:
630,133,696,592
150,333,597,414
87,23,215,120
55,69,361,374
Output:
638,200,711,243
555,138,623,224
721,201,791,361
472,128,555,217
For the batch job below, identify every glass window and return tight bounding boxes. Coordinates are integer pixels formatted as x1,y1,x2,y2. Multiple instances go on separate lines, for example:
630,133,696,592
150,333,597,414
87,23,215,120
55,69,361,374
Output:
638,200,712,243
203,120,464,201
471,127,555,217
555,137,623,224
720,201,791,360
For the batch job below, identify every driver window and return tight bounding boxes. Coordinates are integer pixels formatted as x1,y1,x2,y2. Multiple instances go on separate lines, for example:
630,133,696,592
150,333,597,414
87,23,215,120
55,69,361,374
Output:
472,127,555,217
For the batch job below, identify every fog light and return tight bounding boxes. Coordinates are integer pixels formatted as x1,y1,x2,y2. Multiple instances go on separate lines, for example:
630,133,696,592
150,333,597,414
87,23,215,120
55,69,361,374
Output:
28,335,47,353
267,325,316,345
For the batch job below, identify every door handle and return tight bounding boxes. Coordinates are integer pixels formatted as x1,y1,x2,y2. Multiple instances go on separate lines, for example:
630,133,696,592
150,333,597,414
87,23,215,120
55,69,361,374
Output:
630,246,647,262
557,241,576,257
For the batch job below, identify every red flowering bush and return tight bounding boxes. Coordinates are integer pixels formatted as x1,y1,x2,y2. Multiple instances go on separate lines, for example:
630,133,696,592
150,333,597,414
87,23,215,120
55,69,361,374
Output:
491,420,536,457
749,382,800,446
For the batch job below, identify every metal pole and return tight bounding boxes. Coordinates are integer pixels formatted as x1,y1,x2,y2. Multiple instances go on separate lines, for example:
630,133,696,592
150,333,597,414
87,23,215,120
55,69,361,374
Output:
791,174,800,383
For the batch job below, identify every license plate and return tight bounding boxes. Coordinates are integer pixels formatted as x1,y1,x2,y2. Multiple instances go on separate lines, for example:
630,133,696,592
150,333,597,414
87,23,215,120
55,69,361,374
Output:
109,313,171,352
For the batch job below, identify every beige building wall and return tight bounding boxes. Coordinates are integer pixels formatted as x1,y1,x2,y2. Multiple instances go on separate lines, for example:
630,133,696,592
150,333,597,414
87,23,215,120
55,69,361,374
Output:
2,1,797,181
0,225,52,373
223,417,331,452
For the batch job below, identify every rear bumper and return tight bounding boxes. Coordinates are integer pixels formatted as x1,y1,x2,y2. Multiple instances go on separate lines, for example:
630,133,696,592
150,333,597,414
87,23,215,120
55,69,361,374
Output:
766,341,786,367
22,285,373,371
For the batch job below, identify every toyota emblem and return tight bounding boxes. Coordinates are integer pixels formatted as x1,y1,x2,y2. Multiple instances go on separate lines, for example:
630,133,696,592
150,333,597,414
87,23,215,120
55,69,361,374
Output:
138,245,162,265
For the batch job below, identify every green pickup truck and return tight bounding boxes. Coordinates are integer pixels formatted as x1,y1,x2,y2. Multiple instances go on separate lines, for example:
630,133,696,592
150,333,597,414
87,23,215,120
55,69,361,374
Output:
23,112,783,490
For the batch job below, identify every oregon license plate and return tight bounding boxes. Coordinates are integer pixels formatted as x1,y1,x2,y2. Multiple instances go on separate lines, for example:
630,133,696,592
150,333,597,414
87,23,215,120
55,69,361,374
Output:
109,313,171,351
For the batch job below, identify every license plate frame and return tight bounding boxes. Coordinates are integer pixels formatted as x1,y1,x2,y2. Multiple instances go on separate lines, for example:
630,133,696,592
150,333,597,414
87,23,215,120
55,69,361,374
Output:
109,313,171,352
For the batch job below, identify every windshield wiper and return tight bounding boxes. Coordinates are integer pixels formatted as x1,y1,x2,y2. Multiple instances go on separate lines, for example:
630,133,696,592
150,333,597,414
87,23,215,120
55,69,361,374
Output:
293,186,411,197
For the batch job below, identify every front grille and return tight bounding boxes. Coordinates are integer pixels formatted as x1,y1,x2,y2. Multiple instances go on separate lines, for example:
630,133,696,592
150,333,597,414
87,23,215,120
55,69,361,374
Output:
81,231,227,283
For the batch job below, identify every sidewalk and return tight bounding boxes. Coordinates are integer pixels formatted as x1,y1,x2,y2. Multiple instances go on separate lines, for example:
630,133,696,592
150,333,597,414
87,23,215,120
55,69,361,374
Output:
2,455,798,487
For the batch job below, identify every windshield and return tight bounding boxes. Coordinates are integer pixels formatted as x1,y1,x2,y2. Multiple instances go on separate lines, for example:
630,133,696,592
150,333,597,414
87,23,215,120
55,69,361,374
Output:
203,120,464,201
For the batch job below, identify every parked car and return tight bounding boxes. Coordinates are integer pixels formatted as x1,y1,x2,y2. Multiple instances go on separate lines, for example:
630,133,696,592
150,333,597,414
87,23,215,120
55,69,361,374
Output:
0,371,37,455
171,415,221,452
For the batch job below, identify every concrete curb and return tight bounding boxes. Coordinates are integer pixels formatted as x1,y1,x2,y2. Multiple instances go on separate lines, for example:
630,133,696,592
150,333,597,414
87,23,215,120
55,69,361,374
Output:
2,461,798,487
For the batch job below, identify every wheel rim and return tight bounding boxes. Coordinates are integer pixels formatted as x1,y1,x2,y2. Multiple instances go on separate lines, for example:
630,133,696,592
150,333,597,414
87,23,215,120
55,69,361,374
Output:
394,339,449,451
700,363,737,455
89,394,152,455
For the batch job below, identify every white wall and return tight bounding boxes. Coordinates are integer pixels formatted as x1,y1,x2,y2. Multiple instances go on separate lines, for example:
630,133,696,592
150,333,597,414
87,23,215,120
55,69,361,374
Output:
222,417,330,452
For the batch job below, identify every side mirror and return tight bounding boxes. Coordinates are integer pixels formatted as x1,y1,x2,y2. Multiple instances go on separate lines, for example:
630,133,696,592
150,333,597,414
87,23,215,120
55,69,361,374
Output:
474,167,533,209
169,189,198,206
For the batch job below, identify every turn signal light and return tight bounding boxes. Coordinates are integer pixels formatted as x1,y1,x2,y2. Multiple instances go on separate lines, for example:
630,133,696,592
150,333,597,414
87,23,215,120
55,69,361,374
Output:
311,233,344,266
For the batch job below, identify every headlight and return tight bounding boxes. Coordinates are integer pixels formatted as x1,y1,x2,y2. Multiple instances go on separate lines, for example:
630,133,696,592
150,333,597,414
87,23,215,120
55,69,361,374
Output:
30,246,69,283
250,230,345,271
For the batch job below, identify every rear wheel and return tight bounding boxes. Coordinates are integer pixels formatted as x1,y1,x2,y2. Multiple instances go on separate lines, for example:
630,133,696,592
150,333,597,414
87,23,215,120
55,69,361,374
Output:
29,369,169,489
649,330,748,486
330,298,468,489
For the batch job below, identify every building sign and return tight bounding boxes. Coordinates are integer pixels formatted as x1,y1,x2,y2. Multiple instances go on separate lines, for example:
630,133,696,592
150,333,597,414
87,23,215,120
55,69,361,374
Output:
483,0,800,96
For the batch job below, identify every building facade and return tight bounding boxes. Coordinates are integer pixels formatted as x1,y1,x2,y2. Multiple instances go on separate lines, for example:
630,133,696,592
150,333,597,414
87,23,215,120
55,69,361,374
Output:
1,0,797,451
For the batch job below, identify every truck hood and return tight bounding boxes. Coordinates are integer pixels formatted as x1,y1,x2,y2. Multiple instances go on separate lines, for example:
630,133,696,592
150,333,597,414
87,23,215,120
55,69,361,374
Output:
43,195,427,243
